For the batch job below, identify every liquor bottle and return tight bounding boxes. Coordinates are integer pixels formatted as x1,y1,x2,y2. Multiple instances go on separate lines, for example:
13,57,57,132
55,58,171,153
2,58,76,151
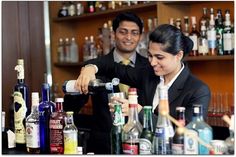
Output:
225,115,234,154
102,23,111,55
122,88,142,155
231,24,234,54
89,36,97,59
152,86,174,154
26,92,40,153
62,78,120,94
215,9,224,55
223,10,233,55
183,16,190,36
111,101,124,154
64,38,71,62
83,36,90,61
198,21,209,56
57,38,64,63
63,111,78,154
57,2,68,17
172,107,186,154
184,104,213,154
68,2,76,16
207,8,217,56
139,106,154,154
70,37,79,63
13,59,29,150
189,16,200,56
49,98,66,154
175,18,182,31
39,81,55,154
199,7,210,30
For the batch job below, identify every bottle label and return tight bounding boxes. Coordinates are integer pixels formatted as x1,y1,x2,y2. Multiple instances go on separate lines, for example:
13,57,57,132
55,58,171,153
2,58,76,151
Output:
50,119,64,153
189,35,198,50
26,122,40,148
113,107,124,126
172,143,184,154
223,33,233,51
198,129,212,154
139,138,152,154
15,64,24,79
64,131,78,154
184,129,198,154
122,142,139,154
155,127,165,138
198,44,208,55
13,91,27,144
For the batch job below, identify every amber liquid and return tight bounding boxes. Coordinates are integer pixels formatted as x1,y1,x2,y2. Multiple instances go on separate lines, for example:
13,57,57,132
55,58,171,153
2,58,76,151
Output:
27,147,40,154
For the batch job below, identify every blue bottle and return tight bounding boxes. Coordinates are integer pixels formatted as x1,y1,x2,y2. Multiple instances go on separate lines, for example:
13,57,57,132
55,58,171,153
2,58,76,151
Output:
184,104,213,154
39,82,55,154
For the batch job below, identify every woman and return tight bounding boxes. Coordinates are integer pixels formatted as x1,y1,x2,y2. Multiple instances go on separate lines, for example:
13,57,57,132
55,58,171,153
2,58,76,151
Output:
76,24,211,124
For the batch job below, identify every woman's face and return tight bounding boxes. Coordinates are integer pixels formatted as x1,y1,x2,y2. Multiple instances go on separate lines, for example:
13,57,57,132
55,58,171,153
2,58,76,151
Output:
148,41,182,77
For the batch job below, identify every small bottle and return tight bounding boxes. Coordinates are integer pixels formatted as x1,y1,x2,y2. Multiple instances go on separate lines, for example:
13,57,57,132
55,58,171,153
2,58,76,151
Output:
139,106,154,155
70,37,79,63
175,18,182,31
83,36,90,61
207,8,217,56
172,107,186,155
58,3,68,17
14,59,29,150
26,92,40,154
76,3,84,16
223,10,233,55
198,21,209,56
64,38,71,62
189,16,200,56
183,16,190,36
68,2,76,16
122,88,143,155
63,111,78,154
185,105,213,154
111,101,124,154
57,38,64,62
89,36,97,59
152,86,174,154
215,9,224,55
49,98,66,154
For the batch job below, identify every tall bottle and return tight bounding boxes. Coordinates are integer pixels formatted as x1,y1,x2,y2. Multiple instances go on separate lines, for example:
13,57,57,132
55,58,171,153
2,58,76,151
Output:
183,16,190,36
64,38,71,62
152,86,174,154
184,104,213,154
198,21,209,56
122,88,142,155
223,10,233,55
189,16,200,56
215,9,224,55
139,106,154,154
63,111,78,154
89,36,97,59
102,23,111,55
57,38,65,62
70,37,79,63
13,59,29,150
199,7,210,30
175,18,182,31
39,80,55,154
111,101,124,154
49,98,66,154
26,92,40,153
83,36,90,61
207,8,217,56
172,107,186,154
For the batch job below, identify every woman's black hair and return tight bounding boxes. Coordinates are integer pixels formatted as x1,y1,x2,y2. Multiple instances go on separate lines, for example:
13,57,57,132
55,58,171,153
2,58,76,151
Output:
112,12,143,34
149,24,193,57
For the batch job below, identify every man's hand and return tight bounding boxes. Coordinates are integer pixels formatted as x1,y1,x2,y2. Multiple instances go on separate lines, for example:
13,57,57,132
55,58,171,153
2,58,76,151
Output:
75,65,96,94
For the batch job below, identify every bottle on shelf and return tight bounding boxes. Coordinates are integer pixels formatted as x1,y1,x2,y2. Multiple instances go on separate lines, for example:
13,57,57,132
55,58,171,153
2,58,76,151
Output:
122,88,142,155
68,2,76,16
83,36,90,61
64,38,71,62
207,8,217,56
70,37,79,63
172,107,186,155
215,9,224,55
63,111,78,154
57,38,64,62
189,16,200,56
152,86,174,154
199,7,210,30
13,59,29,150
184,104,213,154
89,36,97,59
39,76,56,154
76,2,84,16
26,92,40,154
223,10,233,55
183,16,190,36
49,98,66,154
87,1,95,13
58,2,69,17
102,23,111,55
111,101,124,154
175,18,182,31
198,21,209,56
139,106,154,155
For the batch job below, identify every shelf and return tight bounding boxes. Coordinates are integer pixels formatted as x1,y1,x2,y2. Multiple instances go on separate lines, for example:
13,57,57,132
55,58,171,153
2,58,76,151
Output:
184,55,234,61
54,62,83,67
53,2,157,22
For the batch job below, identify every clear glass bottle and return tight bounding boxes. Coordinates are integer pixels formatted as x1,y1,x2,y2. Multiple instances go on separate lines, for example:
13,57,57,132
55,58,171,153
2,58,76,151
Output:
63,111,78,154
207,8,217,56
152,86,174,154
139,106,154,155
172,107,186,154
89,36,97,59
189,16,200,56
83,36,90,61
198,21,209,56
64,38,71,62
49,98,66,154
122,88,142,155
185,105,213,154
26,92,40,153
70,37,79,63
215,9,224,55
223,10,233,55
57,38,64,62
13,59,29,150
39,80,55,154
111,101,124,154
102,23,111,55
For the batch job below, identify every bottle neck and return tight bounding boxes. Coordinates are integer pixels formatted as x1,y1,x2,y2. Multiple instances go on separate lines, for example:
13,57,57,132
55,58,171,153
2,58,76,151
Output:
143,108,153,132
177,111,186,126
127,104,139,123
66,114,74,125
55,102,64,112
42,84,50,102
17,79,25,84
192,112,204,121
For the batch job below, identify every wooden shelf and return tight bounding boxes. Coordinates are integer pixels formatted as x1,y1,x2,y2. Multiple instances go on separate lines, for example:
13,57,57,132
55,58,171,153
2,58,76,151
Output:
54,62,83,67
53,2,157,22
184,55,234,61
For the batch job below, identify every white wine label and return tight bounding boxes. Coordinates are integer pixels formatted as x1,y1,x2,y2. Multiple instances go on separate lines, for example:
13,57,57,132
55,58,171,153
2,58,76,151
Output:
223,33,233,51
26,122,40,148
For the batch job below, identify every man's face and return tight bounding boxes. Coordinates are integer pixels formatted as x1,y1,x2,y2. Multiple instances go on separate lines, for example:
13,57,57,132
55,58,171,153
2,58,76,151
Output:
114,21,141,54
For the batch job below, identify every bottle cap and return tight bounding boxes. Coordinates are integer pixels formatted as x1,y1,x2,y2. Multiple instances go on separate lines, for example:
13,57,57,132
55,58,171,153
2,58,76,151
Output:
128,88,137,95
176,107,185,111
66,111,74,115
17,59,24,65
55,98,64,103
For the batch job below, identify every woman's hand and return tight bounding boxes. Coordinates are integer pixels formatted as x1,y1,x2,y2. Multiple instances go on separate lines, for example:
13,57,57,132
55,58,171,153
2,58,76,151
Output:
75,65,96,94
